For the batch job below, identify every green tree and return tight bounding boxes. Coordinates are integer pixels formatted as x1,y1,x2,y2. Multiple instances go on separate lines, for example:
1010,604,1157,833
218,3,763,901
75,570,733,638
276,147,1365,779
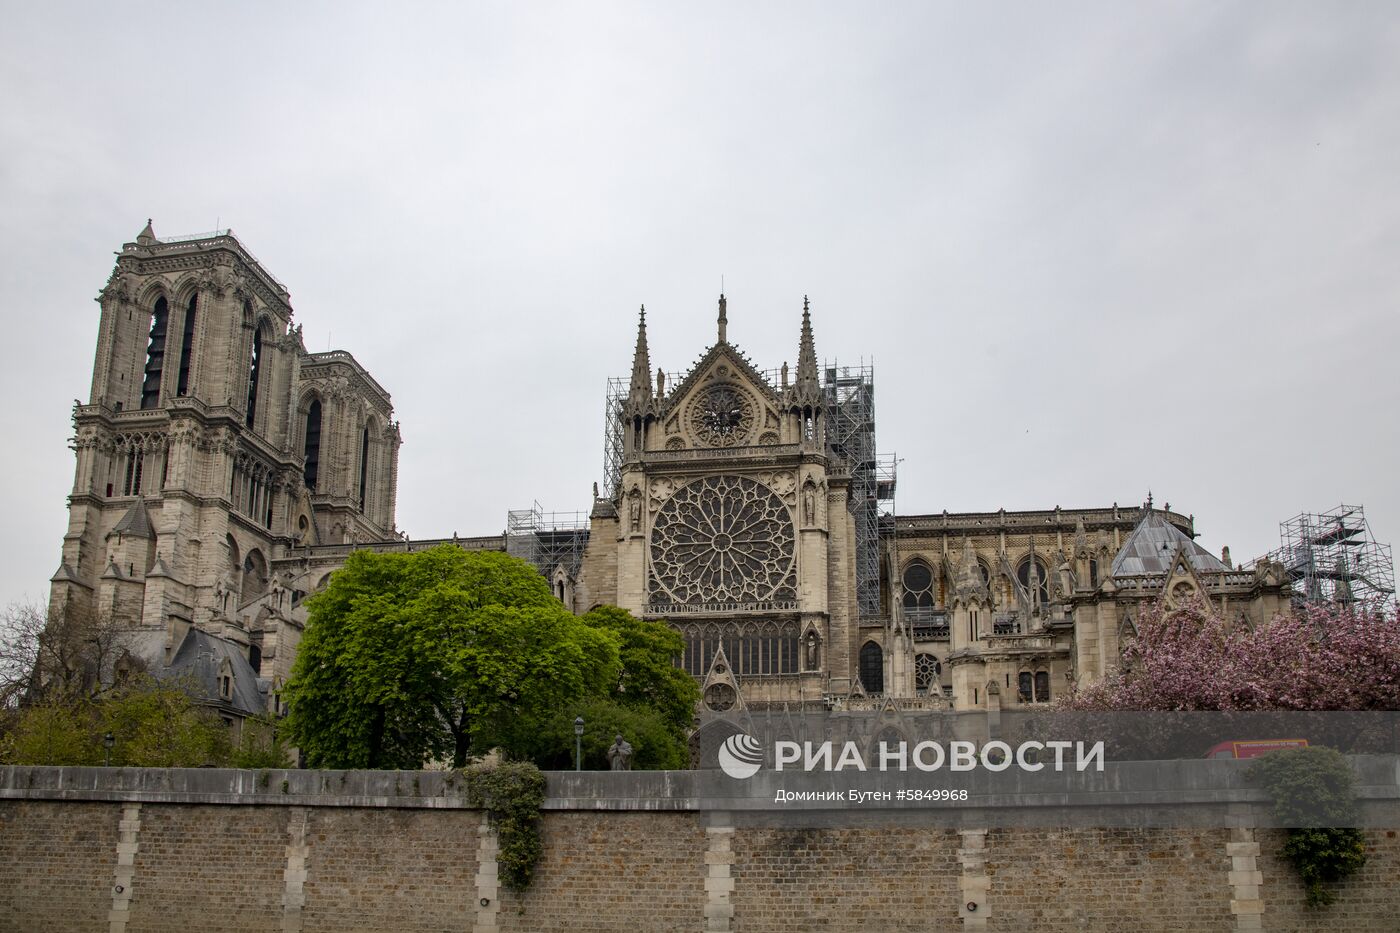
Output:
579,605,699,734
283,546,621,768
2,676,232,768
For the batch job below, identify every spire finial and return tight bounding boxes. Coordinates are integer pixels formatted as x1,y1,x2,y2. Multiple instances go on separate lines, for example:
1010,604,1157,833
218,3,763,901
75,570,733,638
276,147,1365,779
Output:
717,293,728,344
795,295,819,399
628,304,653,404
1146,490,1154,510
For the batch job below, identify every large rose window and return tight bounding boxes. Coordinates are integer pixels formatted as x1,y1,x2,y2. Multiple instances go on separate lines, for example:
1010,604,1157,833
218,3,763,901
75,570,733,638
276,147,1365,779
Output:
649,475,796,607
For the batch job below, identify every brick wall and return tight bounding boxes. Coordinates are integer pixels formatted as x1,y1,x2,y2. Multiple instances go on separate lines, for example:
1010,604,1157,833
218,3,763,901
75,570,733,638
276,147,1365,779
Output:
127,804,285,932
0,800,118,932
301,808,481,932
732,826,963,932
497,812,705,932
1255,827,1400,932
3,768,1400,932
985,827,1233,931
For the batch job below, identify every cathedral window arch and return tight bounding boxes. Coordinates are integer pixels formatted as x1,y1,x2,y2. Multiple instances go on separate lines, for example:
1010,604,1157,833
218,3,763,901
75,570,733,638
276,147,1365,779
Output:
1018,668,1051,703
858,640,884,695
357,423,371,512
245,317,268,430
302,397,323,491
914,652,941,694
140,297,169,409
901,558,936,618
175,293,198,397
241,549,268,606
678,620,799,677
1017,555,1049,605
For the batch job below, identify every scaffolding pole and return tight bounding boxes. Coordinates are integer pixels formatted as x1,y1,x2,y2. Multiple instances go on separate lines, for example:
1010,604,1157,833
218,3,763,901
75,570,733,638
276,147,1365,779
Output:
1259,504,1395,611
824,361,892,618
505,501,590,579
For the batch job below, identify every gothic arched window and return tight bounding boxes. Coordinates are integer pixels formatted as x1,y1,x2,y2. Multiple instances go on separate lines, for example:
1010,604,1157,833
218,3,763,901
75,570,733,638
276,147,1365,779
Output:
1017,556,1049,604
1035,670,1050,703
858,641,884,695
140,297,168,410
358,426,370,511
1018,671,1033,702
914,653,940,694
902,559,935,612
176,294,197,397
245,323,264,429
303,400,322,490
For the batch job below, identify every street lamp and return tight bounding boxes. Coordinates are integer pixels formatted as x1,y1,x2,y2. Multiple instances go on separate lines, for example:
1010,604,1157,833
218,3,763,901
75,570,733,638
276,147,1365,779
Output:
103,732,114,768
574,716,585,771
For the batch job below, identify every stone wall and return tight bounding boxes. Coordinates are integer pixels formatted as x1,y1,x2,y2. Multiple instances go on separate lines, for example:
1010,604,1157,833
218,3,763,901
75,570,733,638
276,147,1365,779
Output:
2,766,1399,932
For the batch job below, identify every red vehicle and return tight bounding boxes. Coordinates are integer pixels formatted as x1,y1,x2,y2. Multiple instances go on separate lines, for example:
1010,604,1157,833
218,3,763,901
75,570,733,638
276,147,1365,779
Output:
1206,739,1309,760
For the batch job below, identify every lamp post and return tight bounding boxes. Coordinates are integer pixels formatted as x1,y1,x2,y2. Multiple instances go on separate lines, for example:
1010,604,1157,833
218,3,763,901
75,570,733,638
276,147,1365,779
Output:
103,732,114,768
574,716,585,771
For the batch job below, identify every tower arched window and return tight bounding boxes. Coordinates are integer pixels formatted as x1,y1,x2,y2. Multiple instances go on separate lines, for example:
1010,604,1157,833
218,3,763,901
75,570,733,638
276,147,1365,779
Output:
858,641,884,695
902,559,935,615
1017,556,1049,605
245,323,264,429
358,426,370,511
303,400,322,490
140,298,168,409
175,294,197,396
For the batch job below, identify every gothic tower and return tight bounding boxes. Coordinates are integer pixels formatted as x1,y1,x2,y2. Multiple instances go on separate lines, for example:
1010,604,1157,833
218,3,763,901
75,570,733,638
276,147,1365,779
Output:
50,223,400,686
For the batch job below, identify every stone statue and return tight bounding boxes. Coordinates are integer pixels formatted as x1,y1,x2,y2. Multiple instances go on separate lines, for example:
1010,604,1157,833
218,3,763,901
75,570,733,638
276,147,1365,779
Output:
656,368,666,397
592,481,599,499
628,491,641,532
212,577,228,616
607,734,633,771
1055,549,1074,599
805,631,820,670
803,485,816,526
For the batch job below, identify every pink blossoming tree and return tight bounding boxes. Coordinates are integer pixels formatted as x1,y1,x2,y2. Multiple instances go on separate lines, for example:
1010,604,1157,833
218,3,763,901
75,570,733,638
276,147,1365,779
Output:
1061,600,1400,711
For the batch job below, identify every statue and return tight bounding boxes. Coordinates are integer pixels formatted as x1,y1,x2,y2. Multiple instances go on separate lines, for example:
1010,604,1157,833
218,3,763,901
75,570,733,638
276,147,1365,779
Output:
607,734,633,771
592,481,599,499
805,630,820,670
212,577,228,616
628,491,641,532
803,484,816,526
656,368,666,397
1055,549,1074,599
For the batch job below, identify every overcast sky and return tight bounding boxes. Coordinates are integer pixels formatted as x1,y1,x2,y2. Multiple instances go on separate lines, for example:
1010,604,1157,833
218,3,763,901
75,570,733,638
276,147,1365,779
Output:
2,2,1397,606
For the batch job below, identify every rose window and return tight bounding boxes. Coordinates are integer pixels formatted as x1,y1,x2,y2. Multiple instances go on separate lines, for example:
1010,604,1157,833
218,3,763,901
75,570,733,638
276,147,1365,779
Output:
649,475,796,607
688,385,756,447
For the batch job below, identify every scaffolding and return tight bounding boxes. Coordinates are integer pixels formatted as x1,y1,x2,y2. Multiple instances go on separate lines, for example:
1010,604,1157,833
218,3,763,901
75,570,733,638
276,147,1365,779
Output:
1260,505,1395,611
824,362,895,618
505,501,590,579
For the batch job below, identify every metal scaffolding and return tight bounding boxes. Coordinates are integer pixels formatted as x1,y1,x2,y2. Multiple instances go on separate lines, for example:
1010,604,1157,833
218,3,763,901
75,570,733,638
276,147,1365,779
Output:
505,501,590,579
603,377,627,499
824,361,894,618
1261,505,1395,611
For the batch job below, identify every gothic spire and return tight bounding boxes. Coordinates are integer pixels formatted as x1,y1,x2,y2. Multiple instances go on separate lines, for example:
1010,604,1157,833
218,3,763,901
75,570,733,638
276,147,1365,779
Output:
136,218,157,247
628,305,653,405
717,293,728,344
795,295,820,399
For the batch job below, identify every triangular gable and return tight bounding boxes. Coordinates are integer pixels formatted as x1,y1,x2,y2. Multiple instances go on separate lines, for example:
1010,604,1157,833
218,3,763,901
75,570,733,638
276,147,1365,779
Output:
662,342,779,419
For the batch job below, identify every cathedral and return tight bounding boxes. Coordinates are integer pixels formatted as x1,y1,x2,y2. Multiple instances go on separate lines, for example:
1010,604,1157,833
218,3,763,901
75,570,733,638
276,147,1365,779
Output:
49,224,1292,728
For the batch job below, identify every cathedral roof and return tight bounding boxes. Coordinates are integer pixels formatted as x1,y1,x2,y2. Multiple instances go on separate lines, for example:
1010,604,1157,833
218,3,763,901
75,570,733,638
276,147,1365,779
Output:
164,629,267,717
1111,509,1227,576
109,499,153,539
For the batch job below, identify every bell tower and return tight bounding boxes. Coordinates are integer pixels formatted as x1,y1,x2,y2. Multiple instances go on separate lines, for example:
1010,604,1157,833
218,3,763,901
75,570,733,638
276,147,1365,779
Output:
51,222,400,684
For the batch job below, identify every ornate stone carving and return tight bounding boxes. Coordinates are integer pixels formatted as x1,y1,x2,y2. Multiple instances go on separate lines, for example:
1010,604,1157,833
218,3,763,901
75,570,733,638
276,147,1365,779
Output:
648,474,795,607
687,384,756,447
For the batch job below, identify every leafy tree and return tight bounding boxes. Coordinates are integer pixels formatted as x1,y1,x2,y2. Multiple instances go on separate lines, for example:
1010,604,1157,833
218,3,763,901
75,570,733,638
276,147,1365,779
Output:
283,546,621,768
0,601,133,709
494,696,689,771
1061,599,1400,711
579,605,699,735
2,676,233,768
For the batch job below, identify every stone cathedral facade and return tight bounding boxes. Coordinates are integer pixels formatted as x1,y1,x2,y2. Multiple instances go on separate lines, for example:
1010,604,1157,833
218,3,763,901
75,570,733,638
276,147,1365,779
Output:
49,225,1291,726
